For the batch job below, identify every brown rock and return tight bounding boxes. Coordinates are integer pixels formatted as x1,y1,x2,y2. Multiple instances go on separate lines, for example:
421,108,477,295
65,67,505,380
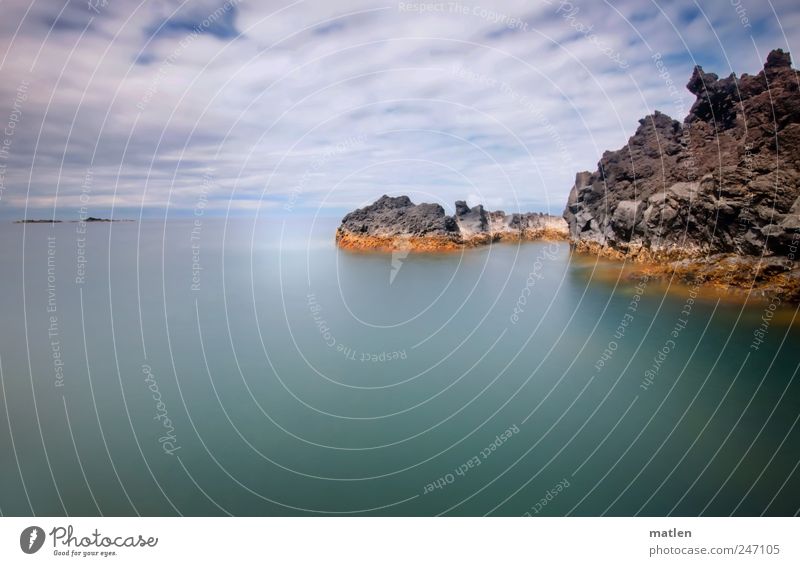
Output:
564,49,800,299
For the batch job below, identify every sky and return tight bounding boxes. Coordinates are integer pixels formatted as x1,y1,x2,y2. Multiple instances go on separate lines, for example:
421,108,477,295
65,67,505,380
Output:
0,0,798,219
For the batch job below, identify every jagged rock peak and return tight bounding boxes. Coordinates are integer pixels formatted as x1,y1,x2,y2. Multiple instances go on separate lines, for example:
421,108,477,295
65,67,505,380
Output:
563,47,800,267
686,65,718,95
372,194,413,208
454,200,471,216
765,48,791,69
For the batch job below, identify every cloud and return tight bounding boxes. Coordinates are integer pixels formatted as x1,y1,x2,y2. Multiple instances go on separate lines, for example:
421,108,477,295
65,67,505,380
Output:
145,1,240,42
0,0,798,219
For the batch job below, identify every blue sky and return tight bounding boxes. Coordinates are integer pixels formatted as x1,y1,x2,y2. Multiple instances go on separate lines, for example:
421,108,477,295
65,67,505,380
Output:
0,0,798,219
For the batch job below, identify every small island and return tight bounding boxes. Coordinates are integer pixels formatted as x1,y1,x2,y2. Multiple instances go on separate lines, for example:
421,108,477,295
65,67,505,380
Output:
335,195,568,252
14,217,133,223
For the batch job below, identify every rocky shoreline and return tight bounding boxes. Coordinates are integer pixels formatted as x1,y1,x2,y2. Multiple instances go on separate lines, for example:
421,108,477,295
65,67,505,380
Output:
564,48,800,301
336,195,568,251
335,49,799,300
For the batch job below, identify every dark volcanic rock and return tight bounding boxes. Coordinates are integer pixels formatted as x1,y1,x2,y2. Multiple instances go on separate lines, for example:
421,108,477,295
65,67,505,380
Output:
339,195,458,237
337,195,568,250
564,49,800,262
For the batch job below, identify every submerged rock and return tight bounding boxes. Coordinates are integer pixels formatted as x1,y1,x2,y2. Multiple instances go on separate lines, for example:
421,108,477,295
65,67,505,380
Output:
336,195,567,251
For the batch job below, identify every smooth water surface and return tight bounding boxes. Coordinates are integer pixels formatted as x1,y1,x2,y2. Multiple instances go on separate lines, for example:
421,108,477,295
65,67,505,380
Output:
0,217,798,516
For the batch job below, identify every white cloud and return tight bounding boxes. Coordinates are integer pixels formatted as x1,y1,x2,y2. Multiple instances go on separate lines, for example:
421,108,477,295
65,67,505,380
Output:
0,0,798,219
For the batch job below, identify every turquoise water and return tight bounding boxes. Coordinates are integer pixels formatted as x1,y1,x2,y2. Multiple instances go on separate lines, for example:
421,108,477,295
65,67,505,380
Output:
0,217,798,516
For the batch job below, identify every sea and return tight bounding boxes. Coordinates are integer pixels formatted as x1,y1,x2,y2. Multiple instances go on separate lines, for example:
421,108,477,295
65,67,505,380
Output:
0,216,797,516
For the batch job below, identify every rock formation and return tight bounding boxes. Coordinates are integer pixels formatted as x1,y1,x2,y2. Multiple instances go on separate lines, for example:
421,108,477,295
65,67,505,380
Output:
564,49,800,299
336,195,567,251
